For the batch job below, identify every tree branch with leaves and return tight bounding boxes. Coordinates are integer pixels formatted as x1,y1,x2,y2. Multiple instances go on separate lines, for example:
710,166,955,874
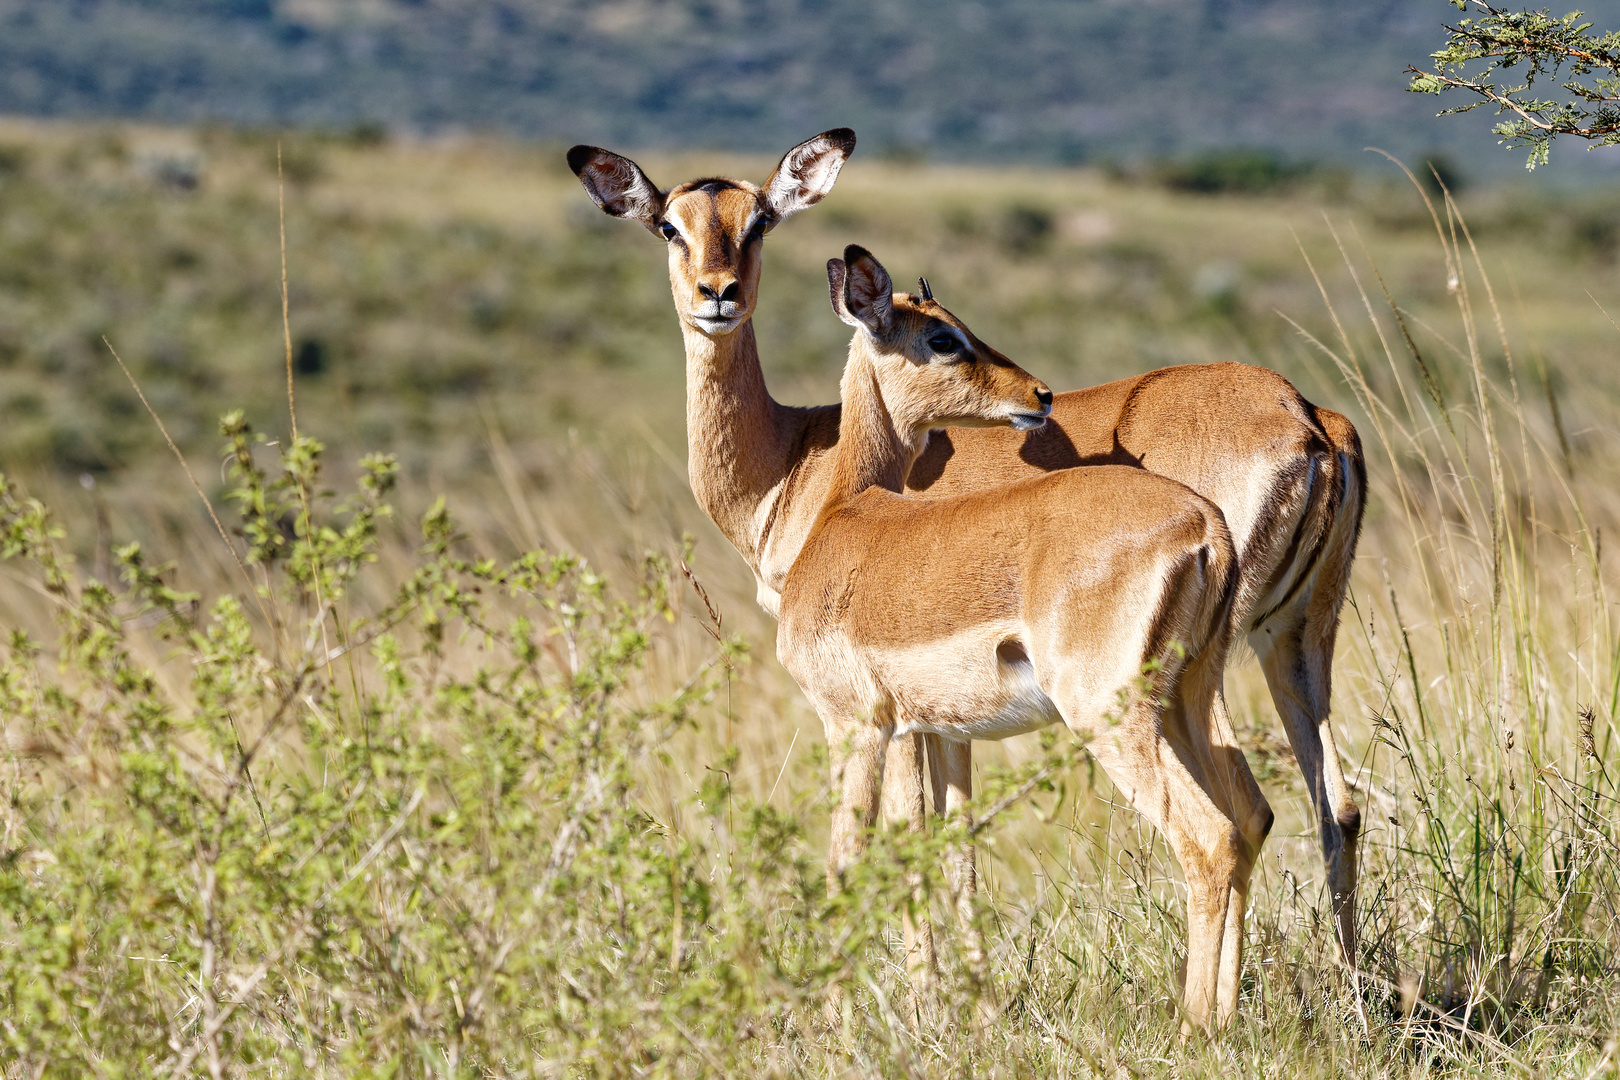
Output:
1410,2,1620,168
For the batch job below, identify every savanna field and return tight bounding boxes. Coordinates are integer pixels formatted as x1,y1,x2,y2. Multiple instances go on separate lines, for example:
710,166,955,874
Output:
0,118,1618,1076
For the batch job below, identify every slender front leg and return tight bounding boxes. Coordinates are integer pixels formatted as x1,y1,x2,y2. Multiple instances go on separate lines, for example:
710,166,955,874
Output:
924,733,949,815
931,738,986,980
821,717,889,1029
826,718,892,893
881,733,936,994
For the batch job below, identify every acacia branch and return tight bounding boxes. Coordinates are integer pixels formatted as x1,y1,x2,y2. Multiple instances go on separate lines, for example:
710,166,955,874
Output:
1409,2,1620,167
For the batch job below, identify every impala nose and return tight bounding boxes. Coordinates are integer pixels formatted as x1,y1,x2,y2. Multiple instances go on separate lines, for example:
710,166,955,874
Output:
1035,387,1053,408
698,279,741,303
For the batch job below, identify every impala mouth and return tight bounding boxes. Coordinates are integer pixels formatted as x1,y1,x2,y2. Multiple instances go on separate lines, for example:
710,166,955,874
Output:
691,314,745,335
690,299,749,335
1010,408,1050,431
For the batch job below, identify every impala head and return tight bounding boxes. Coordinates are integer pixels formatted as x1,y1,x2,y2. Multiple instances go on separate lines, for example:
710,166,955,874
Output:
567,128,857,337
829,245,1053,434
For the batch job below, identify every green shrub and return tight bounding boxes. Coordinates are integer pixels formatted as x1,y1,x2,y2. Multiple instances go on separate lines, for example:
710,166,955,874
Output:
1156,150,1311,195
0,415,1072,1076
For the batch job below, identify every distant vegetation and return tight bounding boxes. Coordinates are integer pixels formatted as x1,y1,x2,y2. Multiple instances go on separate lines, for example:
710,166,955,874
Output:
6,120,1620,502
8,0,1620,175
1150,150,1327,195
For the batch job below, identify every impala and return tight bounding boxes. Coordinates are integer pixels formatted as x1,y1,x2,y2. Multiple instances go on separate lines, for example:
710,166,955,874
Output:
777,245,1265,1029
567,131,1366,972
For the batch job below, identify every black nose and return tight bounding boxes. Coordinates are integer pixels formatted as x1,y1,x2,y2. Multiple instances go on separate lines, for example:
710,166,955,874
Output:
699,280,741,303
1036,388,1054,407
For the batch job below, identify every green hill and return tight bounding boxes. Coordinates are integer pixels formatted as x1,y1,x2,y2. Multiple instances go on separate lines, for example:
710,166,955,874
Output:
4,0,1618,175
4,116,1620,498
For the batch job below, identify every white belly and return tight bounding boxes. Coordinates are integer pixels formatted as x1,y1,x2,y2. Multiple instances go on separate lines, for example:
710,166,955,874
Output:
882,631,1064,741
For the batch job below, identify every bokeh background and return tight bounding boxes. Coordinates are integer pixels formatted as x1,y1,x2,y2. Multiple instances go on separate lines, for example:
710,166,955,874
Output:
7,0,1620,173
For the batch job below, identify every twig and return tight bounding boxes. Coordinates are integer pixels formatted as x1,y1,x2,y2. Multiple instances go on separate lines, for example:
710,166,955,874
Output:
969,739,1087,837
679,560,722,642
278,143,297,442
102,338,275,633
767,727,799,806
273,150,340,693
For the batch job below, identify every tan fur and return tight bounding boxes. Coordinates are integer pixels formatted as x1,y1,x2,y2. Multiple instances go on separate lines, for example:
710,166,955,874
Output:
568,131,1365,979
775,246,1265,1030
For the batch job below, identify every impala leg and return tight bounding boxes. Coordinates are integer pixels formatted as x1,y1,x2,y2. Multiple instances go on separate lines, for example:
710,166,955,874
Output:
1155,649,1271,1027
1250,425,1365,969
924,733,949,815
1253,615,1360,967
826,718,891,892
822,717,891,1026
1217,833,1256,1028
881,732,936,995
1085,705,1242,1034
932,738,988,984
1192,686,1272,1026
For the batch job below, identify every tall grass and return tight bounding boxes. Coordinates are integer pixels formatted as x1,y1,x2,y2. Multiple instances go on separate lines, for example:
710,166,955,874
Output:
1281,170,1620,1056
1,160,1618,1076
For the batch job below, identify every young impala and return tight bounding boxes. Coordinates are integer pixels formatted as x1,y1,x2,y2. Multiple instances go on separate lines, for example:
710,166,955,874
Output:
567,131,1365,976
778,246,1267,1030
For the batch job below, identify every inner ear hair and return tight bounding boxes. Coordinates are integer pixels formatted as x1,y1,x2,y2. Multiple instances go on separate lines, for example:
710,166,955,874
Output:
827,258,860,328
763,127,856,222
566,145,666,231
841,244,893,331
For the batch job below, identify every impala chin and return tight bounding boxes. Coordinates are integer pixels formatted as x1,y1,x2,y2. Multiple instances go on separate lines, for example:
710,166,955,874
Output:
1009,410,1050,431
691,314,746,336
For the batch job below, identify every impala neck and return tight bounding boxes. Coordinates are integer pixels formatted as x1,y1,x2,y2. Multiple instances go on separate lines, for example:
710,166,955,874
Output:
681,318,794,562
826,343,925,511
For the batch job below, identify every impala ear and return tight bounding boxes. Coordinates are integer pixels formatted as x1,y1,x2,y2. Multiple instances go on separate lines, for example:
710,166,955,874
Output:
840,244,893,334
827,258,860,327
763,128,856,224
566,144,666,233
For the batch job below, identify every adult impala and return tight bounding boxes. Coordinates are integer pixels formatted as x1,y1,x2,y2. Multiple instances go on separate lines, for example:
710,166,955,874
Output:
567,131,1366,966
780,245,1265,1029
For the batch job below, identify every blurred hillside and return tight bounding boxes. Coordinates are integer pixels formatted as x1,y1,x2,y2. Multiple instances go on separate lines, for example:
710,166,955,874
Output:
5,0,1620,175
4,117,1620,508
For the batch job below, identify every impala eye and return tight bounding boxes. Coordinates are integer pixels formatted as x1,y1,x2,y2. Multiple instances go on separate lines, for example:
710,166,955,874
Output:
928,333,960,355
659,222,679,241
